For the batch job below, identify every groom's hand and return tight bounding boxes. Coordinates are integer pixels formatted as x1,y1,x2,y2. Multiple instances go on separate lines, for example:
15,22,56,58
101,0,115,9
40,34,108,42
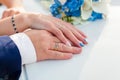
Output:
25,30,82,61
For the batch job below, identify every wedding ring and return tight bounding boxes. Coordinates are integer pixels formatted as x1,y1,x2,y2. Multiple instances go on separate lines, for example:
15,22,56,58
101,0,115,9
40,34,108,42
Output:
54,43,59,51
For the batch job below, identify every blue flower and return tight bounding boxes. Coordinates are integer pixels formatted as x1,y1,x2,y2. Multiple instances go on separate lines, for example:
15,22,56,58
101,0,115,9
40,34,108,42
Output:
50,0,84,18
92,0,100,2
64,0,84,11
49,0,108,24
88,11,103,21
50,3,62,18
63,0,84,16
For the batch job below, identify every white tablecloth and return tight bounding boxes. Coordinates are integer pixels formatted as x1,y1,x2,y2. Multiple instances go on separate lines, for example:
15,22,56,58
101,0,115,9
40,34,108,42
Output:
0,0,120,80
24,6,120,80
22,0,120,80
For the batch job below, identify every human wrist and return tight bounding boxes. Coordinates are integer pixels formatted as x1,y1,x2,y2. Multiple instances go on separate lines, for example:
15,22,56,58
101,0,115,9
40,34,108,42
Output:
10,33,37,65
10,13,30,33
27,13,43,29
26,13,36,28
16,13,30,31
24,30,40,62
25,13,34,27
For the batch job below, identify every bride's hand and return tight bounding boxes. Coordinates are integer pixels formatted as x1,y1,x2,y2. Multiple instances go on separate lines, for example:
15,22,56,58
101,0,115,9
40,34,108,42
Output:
28,13,88,47
25,30,82,61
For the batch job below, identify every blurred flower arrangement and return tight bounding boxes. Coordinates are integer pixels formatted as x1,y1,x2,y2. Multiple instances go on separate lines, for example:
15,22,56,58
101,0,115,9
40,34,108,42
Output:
39,0,110,25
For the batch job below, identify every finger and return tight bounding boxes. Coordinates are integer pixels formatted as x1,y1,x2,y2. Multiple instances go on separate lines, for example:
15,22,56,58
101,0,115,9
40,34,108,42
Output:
41,20,71,46
65,22,87,38
52,36,61,43
58,22,88,44
48,15,87,38
71,29,88,44
62,26,87,46
60,26,83,47
46,16,85,47
2,11,9,19
48,50,73,60
50,43,82,54
8,10,16,16
49,25,71,46
74,27,87,38
52,17,88,44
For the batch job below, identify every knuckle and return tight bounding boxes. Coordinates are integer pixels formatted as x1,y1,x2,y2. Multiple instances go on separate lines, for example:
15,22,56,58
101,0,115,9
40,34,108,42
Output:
65,30,70,34
51,43,54,49
55,29,61,36
59,44,64,51
65,30,73,37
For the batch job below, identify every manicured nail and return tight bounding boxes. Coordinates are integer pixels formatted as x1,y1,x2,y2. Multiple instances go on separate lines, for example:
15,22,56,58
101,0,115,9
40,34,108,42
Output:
84,39,88,44
66,41,71,47
79,42,85,47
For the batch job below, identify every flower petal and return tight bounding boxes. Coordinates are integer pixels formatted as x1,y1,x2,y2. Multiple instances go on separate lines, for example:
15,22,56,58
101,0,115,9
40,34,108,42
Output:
81,0,92,20
92,1,109,14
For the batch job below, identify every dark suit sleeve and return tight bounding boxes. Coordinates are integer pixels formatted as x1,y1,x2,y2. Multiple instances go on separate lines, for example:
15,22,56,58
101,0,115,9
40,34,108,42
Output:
0,36,22,80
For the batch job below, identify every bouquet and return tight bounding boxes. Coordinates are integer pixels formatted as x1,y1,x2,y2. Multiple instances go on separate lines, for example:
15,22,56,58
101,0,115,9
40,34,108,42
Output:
39,0,110,25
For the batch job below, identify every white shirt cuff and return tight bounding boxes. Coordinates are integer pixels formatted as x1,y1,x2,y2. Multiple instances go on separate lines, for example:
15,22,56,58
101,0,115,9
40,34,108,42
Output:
10,33,37,65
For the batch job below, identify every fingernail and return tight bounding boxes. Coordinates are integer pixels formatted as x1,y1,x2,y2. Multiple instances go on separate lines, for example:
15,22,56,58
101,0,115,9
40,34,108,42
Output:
66,41,71,47
79,42,85,47
83,39,88,44
84,39,88,42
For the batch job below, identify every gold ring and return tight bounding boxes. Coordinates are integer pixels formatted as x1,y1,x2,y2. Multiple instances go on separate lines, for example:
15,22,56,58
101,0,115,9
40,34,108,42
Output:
54,43,59,51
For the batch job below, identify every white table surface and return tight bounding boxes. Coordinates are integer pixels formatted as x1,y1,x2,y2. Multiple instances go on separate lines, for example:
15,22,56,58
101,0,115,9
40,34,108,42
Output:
22,0,120,80
0,0,120,80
